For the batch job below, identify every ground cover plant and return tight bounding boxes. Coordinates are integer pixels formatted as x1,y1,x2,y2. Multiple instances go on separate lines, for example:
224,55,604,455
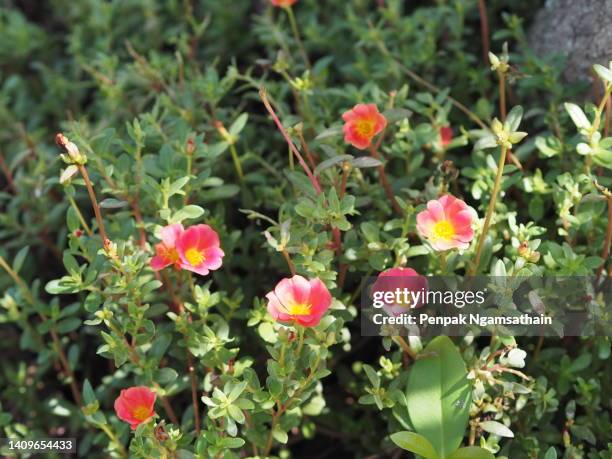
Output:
0,0,611,458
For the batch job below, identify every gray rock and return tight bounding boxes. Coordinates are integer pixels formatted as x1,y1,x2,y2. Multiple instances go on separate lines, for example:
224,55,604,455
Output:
528,0,612,82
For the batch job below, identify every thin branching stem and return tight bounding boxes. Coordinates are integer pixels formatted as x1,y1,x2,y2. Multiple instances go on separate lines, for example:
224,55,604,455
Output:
470,145,509,275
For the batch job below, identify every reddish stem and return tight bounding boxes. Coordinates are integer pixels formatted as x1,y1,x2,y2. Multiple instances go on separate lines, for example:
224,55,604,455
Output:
259,88,322,194
77,164,109,243
0,152,16,193
596,196,612,280
369,137,403,216
297,129,317,171
477,0,490,67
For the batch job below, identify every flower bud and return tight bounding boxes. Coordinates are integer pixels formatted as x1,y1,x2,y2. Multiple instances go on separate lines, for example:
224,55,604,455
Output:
186,137,196,156
55,133,87,164
518,241,540,263
214,121,235,145
154,423,170,441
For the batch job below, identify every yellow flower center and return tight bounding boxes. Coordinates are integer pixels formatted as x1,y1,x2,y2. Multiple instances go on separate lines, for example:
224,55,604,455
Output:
132,405,150,421
287,302,312,316
432,220,455,241
355,119,376,137
185,247,205,266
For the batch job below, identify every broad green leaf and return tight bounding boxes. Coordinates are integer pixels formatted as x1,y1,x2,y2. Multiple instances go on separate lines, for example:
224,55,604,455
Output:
479,420,514,438
229,113,249,136
315,126,342,140
314,154,353,176
564,103,591,130
99,198,129,209
406,336,471,457
383,108,412,123
544,446,557,459
13,246,29,273
56,317,82,333
227,381,248,402
219,437,245,449
82,379,97,405
593,64,612,83
593,148,612,169
351,156,383,168
171,205,205,223
390,431,439,459
448,447,495,459
227,404,245,424
504,105,523,132
60,165,79,184
272,426,288,444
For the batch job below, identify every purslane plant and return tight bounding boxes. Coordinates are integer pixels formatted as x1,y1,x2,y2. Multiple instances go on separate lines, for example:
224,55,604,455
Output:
1,1,611,458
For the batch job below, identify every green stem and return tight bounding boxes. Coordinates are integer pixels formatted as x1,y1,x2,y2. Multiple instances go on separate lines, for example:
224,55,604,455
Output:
296,326,305,356
99,423,128,459
187,271,197,301
228,143,244,182
392,335,416,359
184,153,193,203
67,195,93,236
439,250,448,274
498,70,507,121
285,6,311,70
470,145,509,275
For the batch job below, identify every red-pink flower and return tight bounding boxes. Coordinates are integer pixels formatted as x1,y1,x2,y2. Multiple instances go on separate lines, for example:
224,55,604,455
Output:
176,224,224,276
150,224,184,271
416,195,477,251
439,126,453,148
342,103,387,150
266,275,332,327
114,386,156,430
270,0,298,6
372,267,428,317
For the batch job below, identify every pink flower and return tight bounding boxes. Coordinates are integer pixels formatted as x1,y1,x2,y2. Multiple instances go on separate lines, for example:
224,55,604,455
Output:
150,224,184,271
114,386,156,430
266,275,332,327
439,126,453,148
270,0,298,6
372,267,428,317
342,103,387,150
176,224,225,276
416,195,477,251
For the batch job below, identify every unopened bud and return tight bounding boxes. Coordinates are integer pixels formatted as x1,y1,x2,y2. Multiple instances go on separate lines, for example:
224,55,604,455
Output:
517,241,529,257
103,238,118,260
214,122,235,145
518,241,540,263
55,133,86,164
154,423,170,441
186,137,196,156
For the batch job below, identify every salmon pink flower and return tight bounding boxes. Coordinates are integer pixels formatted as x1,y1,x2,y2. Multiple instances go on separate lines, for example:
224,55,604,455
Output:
176,224,224,276
416,195,477,251
342,103,387,150
150,224,184,271
270,0,298,6
372,267,428,317
439,126,453,148
114,386,156,430
266,275,332,327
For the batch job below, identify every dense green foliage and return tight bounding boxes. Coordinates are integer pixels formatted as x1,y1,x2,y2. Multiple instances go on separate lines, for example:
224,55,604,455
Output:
0,1,610,458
